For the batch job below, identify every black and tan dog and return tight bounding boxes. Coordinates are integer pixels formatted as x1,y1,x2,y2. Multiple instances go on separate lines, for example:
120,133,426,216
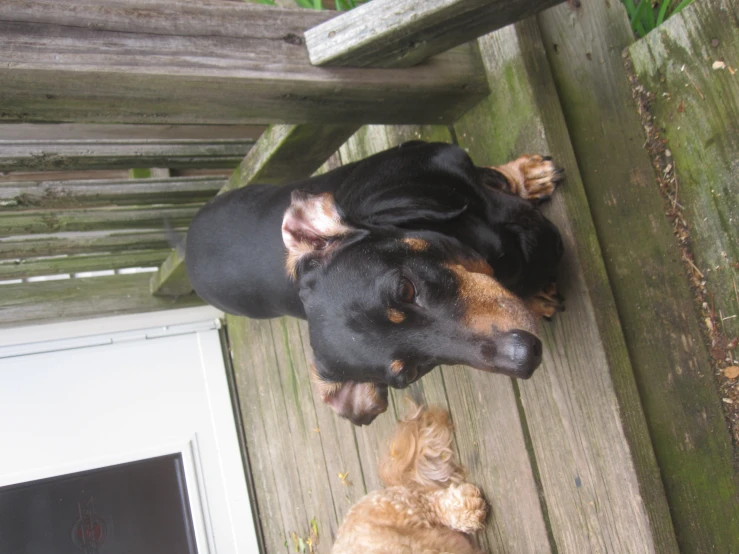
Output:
186,141,564,425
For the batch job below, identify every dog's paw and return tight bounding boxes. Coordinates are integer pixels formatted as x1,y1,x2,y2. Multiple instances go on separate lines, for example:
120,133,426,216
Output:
494,155,564,202
527,282,565,321
436,484,488,534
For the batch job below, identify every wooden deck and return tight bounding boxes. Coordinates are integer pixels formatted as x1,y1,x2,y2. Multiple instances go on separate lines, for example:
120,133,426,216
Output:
226,19,679,553
3,1,737,551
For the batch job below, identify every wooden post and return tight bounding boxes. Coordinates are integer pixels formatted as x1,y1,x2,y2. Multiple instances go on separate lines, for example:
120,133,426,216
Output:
0,0,486,125
305,0,565,67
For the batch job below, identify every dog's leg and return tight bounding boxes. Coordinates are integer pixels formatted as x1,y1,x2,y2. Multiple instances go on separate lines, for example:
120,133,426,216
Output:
527,281,565,321
482,155,564,202
428,483,488,534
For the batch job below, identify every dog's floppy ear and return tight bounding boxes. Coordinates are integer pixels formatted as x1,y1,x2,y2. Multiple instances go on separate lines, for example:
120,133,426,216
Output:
345,185,468,229
282,190,362,277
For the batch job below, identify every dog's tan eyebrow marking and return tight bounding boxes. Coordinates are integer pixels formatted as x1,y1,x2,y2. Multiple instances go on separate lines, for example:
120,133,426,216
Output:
387,308,406,323
389,360,404,374
402,237,429,251
455,256,494,277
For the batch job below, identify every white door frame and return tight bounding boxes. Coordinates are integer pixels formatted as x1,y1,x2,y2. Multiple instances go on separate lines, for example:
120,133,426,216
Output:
0,306,260,554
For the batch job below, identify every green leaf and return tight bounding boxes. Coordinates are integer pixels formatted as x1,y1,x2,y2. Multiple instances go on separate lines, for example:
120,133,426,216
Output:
656,0,671,25
672,0,695,14
622,0,638,17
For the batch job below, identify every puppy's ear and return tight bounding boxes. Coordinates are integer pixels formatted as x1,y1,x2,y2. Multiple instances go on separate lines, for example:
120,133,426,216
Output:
310,363,389,426
350,186,468,229
282,191,362,278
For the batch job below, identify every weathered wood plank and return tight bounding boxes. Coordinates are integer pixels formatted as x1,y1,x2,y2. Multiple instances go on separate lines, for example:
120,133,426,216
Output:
339,124,552,554
227,316,302,553
150,124,357,297
0,0,487,125
0,123,266,142
0,230,175,260
0,272,202,328
0,176,224,208
454,20,679,553
269,317,347,545
537,2,739,551
628,0,739,340
293,318,369,545
0,139,255,171
0,249,169,280
223,125,359,191
148,246,191,297
305,0,564,68
0,205,199,237
0,170,131,184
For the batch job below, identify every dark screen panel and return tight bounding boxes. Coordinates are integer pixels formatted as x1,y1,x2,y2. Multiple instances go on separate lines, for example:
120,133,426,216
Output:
0,454,198,554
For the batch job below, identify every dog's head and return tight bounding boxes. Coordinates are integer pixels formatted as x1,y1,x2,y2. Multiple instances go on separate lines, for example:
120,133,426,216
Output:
282,191,541,426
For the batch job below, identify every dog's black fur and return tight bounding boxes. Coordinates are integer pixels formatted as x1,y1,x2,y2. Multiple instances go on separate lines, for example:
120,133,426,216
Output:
186,142,563,425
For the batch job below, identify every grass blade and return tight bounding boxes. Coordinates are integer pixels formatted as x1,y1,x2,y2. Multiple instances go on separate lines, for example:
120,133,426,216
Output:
672,0,695,14
656,0,671,25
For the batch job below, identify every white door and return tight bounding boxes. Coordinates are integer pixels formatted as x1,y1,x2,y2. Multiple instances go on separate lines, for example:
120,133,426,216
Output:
0,308,260,554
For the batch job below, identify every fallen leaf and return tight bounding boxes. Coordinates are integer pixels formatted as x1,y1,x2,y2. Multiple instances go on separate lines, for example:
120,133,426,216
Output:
724,366,739,379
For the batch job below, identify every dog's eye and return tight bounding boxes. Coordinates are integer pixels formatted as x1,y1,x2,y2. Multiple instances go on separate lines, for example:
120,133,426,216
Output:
397,277,416,303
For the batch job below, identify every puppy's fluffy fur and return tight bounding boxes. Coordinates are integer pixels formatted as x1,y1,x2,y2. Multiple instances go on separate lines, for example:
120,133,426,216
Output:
331,404,488,554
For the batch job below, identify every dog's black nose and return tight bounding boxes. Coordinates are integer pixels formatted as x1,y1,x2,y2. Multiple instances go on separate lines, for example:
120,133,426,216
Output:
484,330,542,379
502,330,542,378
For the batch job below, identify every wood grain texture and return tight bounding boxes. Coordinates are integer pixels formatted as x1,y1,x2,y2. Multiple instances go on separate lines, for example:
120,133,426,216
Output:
0,139,255,171
0,0,487,125
0,123,266,141
223,124,359,191
0,272,202,328
0,176,224,207
537,2,739,551
454,20,678,553
628,0,739,339
0,249,170,280
0,205,199,237
151,124,358,297
0,230,176,260
305,0,564,67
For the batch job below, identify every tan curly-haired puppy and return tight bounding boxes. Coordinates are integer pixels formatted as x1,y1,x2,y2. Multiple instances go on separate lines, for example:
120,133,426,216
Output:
331,404,488,554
